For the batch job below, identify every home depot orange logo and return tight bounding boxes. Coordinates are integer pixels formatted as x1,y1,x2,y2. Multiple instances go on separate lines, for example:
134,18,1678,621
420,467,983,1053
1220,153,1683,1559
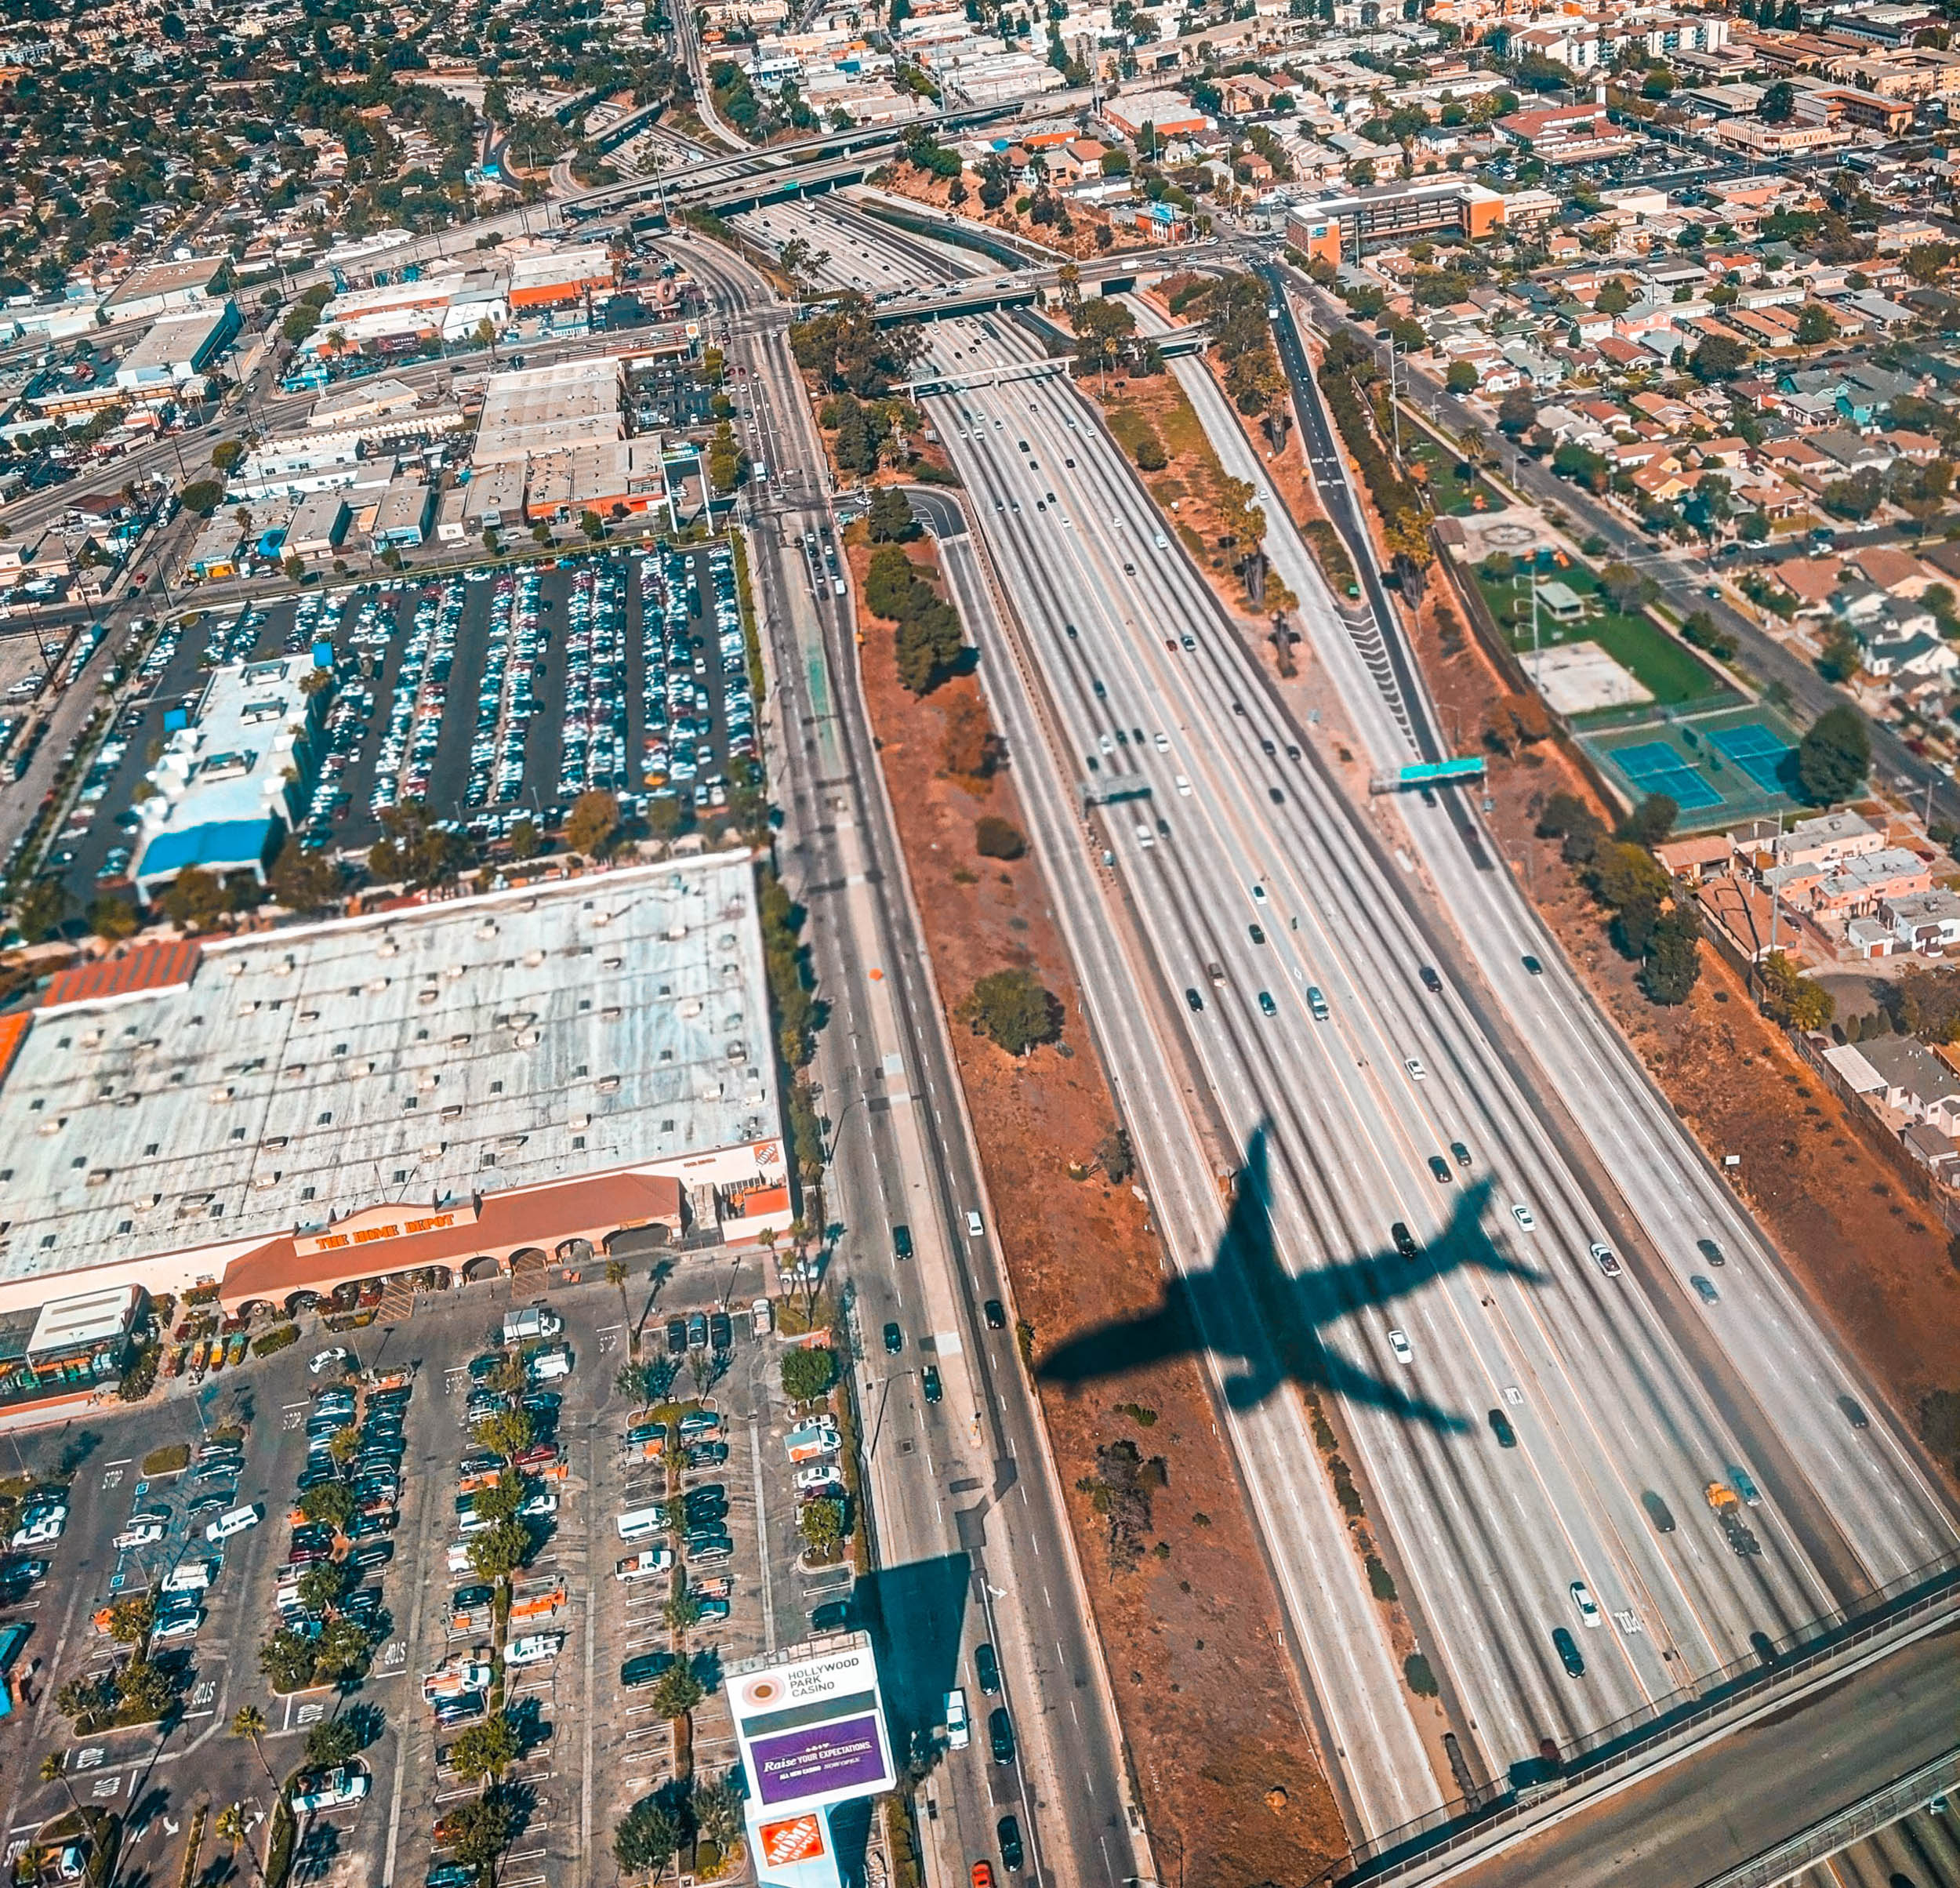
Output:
759,1815,824,1865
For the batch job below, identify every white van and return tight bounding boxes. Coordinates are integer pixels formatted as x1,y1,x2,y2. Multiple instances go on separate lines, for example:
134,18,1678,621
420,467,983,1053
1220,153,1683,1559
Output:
163,1561,216,1595
617,1505,666,1542
503,1305,564,1345
205,1504,261,1543
527,1347,572,1383
966,1210,984,1238
946,1687,971,1751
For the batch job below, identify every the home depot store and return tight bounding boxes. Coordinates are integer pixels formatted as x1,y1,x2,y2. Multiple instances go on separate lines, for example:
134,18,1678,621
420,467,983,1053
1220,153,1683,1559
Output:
0,855,794,1320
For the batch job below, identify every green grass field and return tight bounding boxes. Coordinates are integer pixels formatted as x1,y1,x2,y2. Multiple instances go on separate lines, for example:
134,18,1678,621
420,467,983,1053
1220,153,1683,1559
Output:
1475,563,1734,710
1403,434,1502,517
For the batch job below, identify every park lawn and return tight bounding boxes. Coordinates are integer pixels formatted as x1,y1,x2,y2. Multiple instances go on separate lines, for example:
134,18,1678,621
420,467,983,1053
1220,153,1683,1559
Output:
1476,565,1733,708
1403,433,1501,517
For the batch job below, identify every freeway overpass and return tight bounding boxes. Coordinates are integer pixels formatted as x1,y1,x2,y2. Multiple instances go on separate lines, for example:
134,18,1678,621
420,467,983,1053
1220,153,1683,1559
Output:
562,103,1020,218
867,245,1224,328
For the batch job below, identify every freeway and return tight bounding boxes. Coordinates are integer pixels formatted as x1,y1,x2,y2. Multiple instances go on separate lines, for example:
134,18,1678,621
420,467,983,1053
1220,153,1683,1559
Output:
900,308,1960,1837
1277,267,1960,831
665,229,1142,1888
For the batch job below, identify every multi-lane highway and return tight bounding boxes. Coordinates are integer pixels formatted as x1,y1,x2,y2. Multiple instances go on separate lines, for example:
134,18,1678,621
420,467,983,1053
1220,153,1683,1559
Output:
878,296,1959,1839
667,227,1142,1888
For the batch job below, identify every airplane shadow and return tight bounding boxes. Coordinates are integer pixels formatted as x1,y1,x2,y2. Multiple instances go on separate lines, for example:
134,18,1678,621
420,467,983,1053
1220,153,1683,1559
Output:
1037,1125,1544,1432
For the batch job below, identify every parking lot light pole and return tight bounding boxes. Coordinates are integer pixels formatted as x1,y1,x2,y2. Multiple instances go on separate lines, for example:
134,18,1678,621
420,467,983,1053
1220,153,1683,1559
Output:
865,1367,913,1467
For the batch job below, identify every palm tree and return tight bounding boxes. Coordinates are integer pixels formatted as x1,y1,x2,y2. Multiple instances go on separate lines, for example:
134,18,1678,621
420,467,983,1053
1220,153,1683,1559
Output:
230,1703,277,1788
607,1259,633,1352
38,1752,82,1821
216,1802,263,1885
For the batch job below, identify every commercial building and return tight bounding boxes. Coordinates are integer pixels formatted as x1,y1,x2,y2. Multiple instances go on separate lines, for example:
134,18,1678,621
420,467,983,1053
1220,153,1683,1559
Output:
114,302,241,396
1286,178,1505,267
508,246,619,313
101,255,230,324
285,489,351,561
0,1284,145,1414
129,655,324,901
474,356,630,466
368,476,434,549
0,856,792,1317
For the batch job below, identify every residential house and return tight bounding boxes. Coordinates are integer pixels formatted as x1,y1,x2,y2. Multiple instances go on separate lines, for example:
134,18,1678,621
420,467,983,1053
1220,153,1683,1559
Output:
1884,887,1960,955
1823,1036,1960,1138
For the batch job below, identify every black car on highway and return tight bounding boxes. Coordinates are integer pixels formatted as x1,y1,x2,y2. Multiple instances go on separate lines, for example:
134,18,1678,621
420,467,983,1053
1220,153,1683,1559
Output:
989,1707,1016,1764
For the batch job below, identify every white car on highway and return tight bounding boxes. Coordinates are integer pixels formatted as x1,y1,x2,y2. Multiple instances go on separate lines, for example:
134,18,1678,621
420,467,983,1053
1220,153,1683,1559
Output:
1588,1241,1624,1278
1512,1204,1538,1233
1570,1580,1601,1628
1388,1329,1414,1365
1404,1058,1427,1080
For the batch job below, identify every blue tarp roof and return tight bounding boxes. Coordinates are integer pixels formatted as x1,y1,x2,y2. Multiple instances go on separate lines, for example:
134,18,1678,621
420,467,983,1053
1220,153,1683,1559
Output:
136,817,278,884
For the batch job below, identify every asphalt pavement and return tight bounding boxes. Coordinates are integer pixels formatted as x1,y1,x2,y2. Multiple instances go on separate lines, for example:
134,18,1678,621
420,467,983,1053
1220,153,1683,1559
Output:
667,227,1142,1888
898,300,1959,1846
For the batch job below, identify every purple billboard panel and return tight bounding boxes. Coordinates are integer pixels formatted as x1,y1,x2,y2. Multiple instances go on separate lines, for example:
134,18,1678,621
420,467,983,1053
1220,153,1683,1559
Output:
750,1715,888,1806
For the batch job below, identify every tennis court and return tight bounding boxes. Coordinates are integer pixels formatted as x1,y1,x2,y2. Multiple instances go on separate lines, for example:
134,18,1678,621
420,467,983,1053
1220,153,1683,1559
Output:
1609,741,1725,812
1710,720,1796,795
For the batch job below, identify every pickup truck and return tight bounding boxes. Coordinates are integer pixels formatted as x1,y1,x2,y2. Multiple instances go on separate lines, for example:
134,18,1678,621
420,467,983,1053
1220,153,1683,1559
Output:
422,1656,494,1701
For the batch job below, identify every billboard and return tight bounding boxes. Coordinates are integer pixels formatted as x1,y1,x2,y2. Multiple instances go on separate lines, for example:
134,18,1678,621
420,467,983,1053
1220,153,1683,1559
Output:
728,1637,895,1818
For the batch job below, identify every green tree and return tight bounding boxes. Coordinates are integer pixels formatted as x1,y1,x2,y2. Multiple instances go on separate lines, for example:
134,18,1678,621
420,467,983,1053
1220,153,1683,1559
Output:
299,1480,357,1532
297,1561,351,1618
468,1518,534,1583
564,788,619,859
260,1627,319,1694
269,837,343,915
1497,387,1537,435
180,478,225,515
38,1753,83,1821
474,1404,535,1465
15,876,70,942
649,1661,706,1721
88,895,140,941
1588,842,1672,956
447,1713,520,1785
867,485,915,543
662,1588,703,1633
470,1471,528,1526
1758,951,1834,1032
1795,303,1833,346
1639,902,1701,1004
1896,962,1960,1042
106,1592,155,1645
612,1797,680,1879
216,1802,263,1886
1690,333,1750,381
959,968,1061,1055
368,797,471,888
1759,79,1795,122
582,509,605,542
312,1613,376,1683
1619,794,1678,848
230,1704,278,1788
448,1791,516,1873
1445,360,1479,395
160,866,232,933
800,1496,844,1556
303,1717,360,1770
1796,703,1870,804
781,1345,838,1403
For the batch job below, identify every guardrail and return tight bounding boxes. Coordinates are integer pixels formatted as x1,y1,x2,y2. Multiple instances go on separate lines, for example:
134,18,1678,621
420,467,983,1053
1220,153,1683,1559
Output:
1338,1546,1960,1885
1699,1745,1960,1888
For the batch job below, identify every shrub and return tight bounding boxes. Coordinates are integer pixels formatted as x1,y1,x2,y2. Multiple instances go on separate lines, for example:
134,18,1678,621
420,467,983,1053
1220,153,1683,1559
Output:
140,1443,191,1477
960,968,1061,1055
252,1323,300,1358
1404,1652,1439,1697
974,815,1025,859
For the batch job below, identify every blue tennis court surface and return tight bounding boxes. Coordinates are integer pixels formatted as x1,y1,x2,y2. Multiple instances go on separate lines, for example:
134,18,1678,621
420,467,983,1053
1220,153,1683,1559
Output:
1610,742,1723,811
1709,721,1795,794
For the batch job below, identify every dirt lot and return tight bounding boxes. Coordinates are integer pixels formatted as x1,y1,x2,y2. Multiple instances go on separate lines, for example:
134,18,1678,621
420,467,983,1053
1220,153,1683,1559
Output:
1412,572,1960,1469
846,529,1348,1886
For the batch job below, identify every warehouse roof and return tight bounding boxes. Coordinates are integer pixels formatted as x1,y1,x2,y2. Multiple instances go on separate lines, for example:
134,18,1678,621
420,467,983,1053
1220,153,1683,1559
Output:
0,854,777,1291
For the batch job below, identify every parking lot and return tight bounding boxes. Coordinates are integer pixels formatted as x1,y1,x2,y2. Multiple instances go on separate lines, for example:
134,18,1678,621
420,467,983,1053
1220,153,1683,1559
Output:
49,539,758,903
0,1257,837,1888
